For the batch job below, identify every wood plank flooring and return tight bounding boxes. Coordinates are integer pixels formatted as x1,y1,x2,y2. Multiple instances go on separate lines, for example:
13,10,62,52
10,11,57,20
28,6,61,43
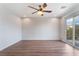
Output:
0,40,79,56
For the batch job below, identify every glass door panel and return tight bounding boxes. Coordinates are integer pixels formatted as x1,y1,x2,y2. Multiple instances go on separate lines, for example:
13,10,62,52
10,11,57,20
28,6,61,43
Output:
75,16,79,47
66,18,73,45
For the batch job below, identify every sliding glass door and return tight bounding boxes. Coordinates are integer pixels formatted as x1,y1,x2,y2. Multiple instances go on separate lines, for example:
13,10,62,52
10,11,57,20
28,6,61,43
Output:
65,16,79,48
75,16,79,47
66,18,73,45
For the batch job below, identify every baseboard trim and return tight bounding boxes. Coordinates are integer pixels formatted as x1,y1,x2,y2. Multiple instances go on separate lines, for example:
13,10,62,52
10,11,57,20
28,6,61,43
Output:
0,40,21,51
22,39,60,40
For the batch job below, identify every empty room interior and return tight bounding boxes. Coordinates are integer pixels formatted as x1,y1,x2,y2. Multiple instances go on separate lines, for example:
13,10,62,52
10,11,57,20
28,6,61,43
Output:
1,3,79,56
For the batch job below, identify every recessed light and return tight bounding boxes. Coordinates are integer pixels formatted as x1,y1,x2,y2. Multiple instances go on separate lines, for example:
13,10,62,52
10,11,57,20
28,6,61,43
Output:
61,6,66,9
23,18,32,24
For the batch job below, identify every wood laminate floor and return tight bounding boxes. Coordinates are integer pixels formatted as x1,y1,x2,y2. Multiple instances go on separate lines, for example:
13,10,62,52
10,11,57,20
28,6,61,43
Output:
0,40,79,56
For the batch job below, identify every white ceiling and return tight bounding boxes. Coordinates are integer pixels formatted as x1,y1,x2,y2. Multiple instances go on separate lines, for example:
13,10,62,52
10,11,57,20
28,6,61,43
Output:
2,3,79,18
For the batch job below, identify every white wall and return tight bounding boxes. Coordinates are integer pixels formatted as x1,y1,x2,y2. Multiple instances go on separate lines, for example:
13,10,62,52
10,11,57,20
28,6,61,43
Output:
60,17,66,41
0,4,22,51
22,17,60,40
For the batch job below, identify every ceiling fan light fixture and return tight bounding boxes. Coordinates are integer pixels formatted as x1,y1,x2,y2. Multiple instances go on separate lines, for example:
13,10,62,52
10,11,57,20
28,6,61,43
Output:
43,3,47,8
28,3,52,16
37,11,43,16
42,7,46,10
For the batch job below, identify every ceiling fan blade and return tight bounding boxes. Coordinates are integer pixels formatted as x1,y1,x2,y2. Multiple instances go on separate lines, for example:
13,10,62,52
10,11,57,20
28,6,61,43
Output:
43,10,52,13
28,6,39,10
32,11,38,14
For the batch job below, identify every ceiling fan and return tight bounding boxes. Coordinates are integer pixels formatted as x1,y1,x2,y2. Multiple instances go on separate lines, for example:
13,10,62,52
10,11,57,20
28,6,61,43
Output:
28,3,52,16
